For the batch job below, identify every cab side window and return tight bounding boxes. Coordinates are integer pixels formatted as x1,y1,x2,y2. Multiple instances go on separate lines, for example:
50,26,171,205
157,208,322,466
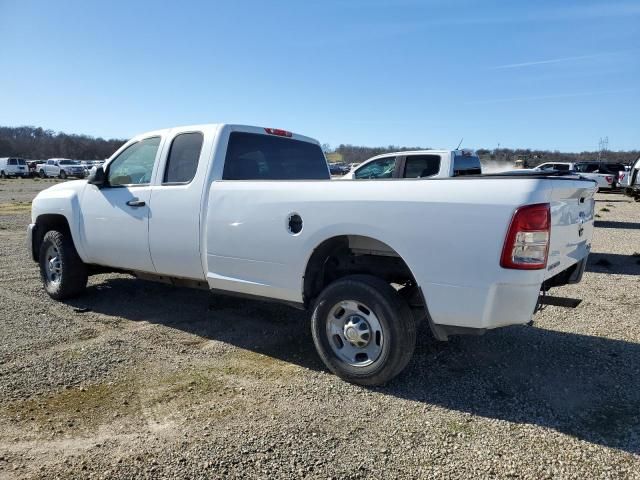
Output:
108,137,161,186
354,157,396,179
404,155,441,178
163,132,203,184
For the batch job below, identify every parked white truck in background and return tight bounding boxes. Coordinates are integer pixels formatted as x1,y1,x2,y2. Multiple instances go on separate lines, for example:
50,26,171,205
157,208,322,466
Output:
341,150,481,180
532,162,616,191
40,158,87,179
28,124,596,385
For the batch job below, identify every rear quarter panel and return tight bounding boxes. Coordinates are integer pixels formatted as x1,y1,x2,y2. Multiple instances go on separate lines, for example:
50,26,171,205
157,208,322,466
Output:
204,178,554,327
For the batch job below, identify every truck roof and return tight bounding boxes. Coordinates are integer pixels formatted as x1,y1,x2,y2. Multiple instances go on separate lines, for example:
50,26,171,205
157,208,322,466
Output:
128,124,321,147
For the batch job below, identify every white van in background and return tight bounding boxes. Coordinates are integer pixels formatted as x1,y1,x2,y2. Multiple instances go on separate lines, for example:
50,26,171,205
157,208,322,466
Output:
0,157,29,178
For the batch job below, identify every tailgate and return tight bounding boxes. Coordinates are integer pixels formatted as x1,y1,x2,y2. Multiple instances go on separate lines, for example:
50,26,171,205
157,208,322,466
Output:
545,179,596,280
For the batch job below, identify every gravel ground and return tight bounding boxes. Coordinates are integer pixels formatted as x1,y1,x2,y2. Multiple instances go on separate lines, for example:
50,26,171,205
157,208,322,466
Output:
0,178,639,479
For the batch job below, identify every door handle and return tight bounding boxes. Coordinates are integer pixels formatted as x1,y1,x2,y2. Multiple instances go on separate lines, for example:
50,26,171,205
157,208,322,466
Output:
126,199,146,207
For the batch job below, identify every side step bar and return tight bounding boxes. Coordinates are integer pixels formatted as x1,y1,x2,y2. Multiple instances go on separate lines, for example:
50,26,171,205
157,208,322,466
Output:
537,294,582,308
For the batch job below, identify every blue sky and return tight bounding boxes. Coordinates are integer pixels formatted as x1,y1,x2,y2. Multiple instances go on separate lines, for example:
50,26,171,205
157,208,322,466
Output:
0,0,638,151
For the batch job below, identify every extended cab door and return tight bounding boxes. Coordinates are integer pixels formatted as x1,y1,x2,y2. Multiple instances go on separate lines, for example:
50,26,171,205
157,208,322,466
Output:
148,128,213,280
79,136,163,272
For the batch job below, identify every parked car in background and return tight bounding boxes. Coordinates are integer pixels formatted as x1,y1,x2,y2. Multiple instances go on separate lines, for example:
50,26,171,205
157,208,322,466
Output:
28,123,596,385
328,163,350,176
341,150,482,180
0,157,29,178
624,157,640,201
40,159,86,179
533,162,613,191
617,165,631,190
591,163,626,189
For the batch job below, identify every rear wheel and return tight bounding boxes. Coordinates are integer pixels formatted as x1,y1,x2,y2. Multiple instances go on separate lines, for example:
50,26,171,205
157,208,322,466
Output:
311,274,416,386
39,169,46,178
39,230,87,300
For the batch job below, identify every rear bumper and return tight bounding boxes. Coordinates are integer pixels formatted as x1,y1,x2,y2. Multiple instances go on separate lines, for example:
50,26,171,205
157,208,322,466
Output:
427,259,589,338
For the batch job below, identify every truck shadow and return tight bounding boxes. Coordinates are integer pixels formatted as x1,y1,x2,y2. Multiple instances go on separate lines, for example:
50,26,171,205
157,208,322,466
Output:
67,277,640,455
594,220,640,230
586,252,640,275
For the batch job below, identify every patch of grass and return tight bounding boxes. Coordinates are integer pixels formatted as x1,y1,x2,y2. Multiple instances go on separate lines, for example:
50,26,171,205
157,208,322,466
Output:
600,207,611,212
0,201,32,215
3,381,139,431
221,349,299,379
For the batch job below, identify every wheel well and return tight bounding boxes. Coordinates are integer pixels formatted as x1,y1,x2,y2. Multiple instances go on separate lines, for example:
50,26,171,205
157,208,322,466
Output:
303,235,421,308
32,214,71,261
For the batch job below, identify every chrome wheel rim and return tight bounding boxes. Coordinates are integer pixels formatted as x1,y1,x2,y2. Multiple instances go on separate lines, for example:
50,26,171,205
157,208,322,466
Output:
326,300,383,367
44,244,62,285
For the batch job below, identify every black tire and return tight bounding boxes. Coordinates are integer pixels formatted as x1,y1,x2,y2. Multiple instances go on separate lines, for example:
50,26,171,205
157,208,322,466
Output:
0,171,5,179
311,274,416,386
59,170,67,179
39,169,46,178
39,229,88,300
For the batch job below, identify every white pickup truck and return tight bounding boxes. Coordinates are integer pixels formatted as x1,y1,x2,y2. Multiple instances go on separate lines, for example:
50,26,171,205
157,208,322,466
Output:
28,124,596,385
341,149,481,180
532,161,614,191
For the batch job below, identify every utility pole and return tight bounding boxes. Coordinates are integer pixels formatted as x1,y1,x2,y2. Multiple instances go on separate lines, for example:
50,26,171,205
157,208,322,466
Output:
598,136,609,162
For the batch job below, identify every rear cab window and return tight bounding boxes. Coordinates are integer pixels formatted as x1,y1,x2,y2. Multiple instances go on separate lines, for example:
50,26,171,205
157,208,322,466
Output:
452,152,481,176
223,132,329,180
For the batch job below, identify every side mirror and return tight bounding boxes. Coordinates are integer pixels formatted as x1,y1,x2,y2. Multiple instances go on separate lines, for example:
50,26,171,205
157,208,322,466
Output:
88,166,106,187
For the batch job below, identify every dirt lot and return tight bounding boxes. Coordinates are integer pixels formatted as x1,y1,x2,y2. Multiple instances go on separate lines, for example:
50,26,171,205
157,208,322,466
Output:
0,178,639,479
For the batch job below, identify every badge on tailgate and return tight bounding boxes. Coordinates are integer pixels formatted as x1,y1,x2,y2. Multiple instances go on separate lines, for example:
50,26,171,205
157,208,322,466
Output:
578,211,586,237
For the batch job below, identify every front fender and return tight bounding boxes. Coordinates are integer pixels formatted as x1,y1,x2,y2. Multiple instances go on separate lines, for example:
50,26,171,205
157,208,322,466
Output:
31,181,88,262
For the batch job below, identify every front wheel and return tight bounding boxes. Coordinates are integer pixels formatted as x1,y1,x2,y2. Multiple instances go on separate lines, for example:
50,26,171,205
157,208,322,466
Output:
59,170,67,179
39,230,88,300
0,171,6,179
311,274,416,386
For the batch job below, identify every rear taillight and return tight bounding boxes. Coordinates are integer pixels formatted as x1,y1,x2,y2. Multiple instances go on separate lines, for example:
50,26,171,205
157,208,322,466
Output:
264,127,292,137
605,176,613,184
500,203,550,270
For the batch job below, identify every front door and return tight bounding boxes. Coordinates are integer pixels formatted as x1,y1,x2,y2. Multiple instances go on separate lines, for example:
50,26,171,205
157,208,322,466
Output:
80,136,163,272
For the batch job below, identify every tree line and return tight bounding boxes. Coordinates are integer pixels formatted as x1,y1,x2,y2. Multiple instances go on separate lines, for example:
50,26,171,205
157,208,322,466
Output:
0,126,125,160
2,125,638,166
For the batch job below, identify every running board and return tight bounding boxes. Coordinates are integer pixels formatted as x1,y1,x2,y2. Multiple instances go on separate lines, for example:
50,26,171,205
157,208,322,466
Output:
538,295,582,308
